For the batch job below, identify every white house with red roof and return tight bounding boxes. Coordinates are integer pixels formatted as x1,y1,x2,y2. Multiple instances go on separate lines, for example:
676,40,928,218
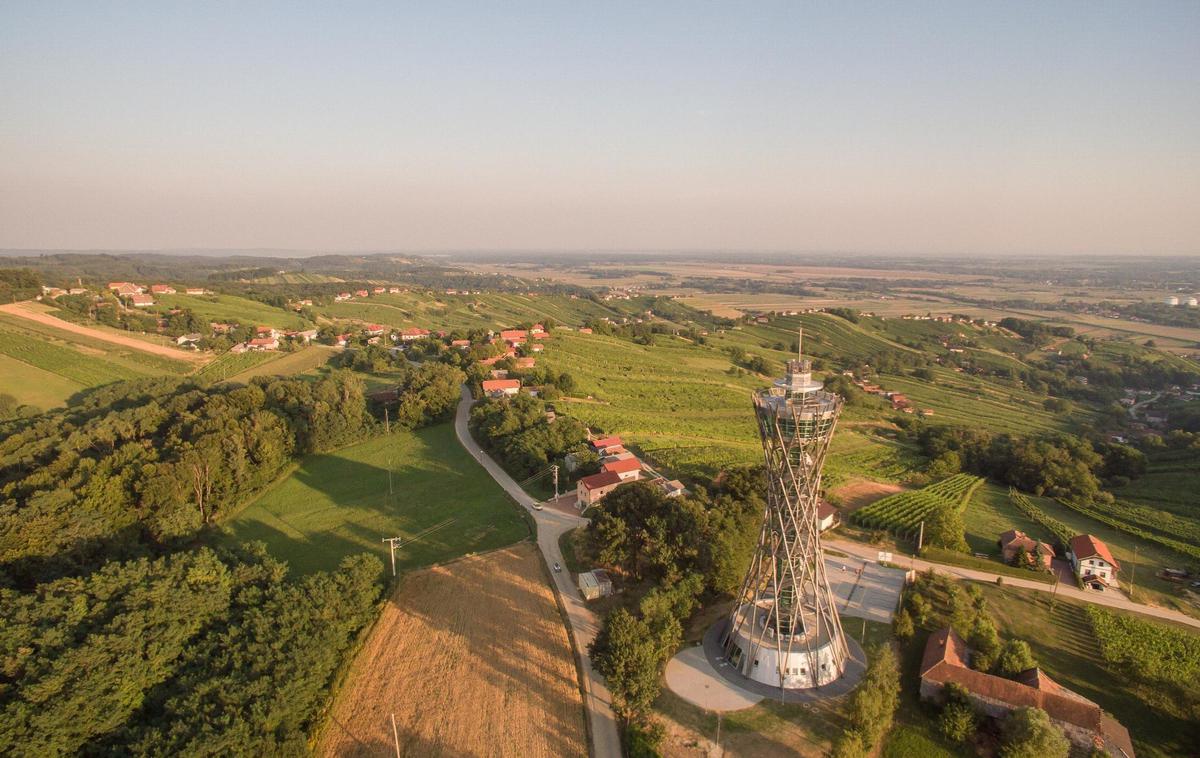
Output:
481,378,521,398
247,336,279,351
149,284,176,294
129,293,155,307
1070,534,1120,590
110,282,144,296
362,323,385,337
590,435,623,455
397,327,430,342
577,470,624,508
601,456,643,482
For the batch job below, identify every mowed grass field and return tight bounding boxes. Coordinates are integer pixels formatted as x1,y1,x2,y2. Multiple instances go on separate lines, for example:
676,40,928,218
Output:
0,352,85,409
317,543,586,758
224,423,530,576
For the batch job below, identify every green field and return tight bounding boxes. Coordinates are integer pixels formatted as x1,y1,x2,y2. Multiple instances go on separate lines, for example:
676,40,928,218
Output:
0,352,85,409
224,423,531,575
963,481,1056,557
227,345,337,382
0,326,158,386
155,293,310,329
317,292,623,332
539,331,763,478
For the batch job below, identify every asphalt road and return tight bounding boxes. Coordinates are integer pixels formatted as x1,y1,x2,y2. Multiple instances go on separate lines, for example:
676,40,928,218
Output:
825,537,1200,630
454,387,622,758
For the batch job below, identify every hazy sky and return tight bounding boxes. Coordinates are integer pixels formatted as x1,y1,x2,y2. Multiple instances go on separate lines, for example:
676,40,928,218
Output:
2,2,1198,255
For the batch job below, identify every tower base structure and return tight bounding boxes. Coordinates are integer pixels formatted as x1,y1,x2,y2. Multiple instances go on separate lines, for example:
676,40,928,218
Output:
699,618,867,702
724,601,844,689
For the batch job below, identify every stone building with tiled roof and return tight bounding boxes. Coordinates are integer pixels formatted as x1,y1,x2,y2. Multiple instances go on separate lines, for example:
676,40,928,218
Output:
920,628,1134,757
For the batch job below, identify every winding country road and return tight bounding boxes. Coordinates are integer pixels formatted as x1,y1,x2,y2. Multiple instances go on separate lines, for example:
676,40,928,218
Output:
454,387,622,758
825,537,1200,630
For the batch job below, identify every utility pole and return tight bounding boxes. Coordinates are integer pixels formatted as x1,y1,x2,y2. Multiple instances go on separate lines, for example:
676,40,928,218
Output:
916,520,925,553
382,536,404,577
384,406,390,434
388,456,393,496
1128,545,1139,601
715,711,722,755
551,464,559,499
390,713,401,758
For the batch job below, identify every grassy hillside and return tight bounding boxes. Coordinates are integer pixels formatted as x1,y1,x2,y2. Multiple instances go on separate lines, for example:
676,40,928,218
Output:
224,423,530,575
0,353,84,409
538,330,763,478
154,293,310,329
316,292,622,332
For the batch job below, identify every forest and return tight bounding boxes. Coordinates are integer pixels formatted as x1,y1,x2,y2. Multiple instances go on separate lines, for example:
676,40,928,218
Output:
0,360,467,752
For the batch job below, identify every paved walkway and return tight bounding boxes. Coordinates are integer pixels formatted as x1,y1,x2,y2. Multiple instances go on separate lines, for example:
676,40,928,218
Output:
454,387,621,758
825,537,1200,630
664,645,762,712
664,620,867,711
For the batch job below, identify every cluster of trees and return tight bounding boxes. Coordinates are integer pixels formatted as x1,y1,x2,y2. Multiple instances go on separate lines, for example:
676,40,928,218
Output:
469,393,590,480
912,425,1147,502
0,268,42,301
0,545,381,755
831,645,900,758
726,346,774,375
585,474,764,747
0,372,372,583
585,476,763,594
998,318,1075,347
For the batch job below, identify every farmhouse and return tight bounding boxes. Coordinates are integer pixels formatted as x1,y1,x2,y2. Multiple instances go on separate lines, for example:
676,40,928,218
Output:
529,343,544,353
184,287,207,295
481,379,521,398
601,457,642,482
576,470,624,508
590,435,623,455
652,477,687,498
1070,534,1119,590
817,502,839,532
255,326,279,339
108,282,144,295
289,329,318,343
515,357,536,369
247,337,279,351
999,529,1055,570
500,329,528,345
354,289,369,298
149,284,176,294
129,294,155,307
451,339,471,348
397,327,431,342
920,628,1134,757
363,323,386,337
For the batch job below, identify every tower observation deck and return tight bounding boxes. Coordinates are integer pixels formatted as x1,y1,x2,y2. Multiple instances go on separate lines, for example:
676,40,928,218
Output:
722,331,850,691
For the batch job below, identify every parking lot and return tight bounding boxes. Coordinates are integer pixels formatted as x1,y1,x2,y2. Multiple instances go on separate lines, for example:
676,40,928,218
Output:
824,554,906,624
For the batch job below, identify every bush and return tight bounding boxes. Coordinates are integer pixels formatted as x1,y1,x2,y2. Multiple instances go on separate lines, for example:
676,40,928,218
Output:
1000,707,1069,758
994,639,1037,678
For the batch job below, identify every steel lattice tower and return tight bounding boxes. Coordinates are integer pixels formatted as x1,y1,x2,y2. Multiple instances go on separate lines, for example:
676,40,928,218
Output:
722,331,849,691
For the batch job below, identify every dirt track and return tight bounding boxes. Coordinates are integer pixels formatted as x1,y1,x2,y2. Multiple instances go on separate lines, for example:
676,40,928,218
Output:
319,544,587,758
0,302,208,364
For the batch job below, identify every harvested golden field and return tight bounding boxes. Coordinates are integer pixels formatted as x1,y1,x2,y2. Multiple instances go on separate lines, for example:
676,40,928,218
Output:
319,543,587,758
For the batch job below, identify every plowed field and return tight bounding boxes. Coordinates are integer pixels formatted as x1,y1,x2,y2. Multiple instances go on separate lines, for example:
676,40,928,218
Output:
319,543,586,757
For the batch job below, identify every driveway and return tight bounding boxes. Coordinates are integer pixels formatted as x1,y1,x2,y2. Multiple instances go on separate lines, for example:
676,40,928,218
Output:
455,386,622,758
825,537,1200,630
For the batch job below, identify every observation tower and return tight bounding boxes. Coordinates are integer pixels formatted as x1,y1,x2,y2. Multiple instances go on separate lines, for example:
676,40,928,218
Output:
721,331,850,691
